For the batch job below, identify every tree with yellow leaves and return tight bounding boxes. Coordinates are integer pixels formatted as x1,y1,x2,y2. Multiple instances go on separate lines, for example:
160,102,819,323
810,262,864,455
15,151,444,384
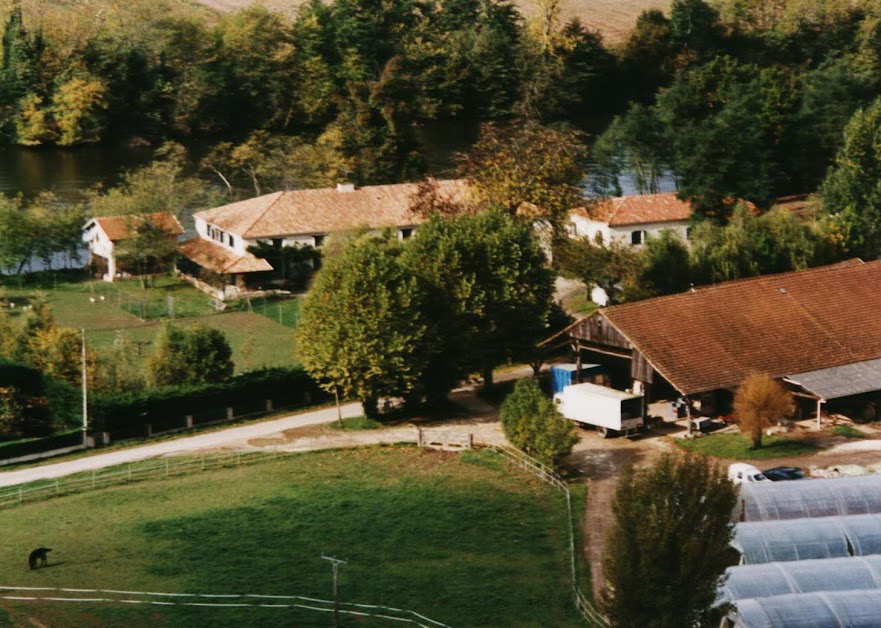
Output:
734,373,795,448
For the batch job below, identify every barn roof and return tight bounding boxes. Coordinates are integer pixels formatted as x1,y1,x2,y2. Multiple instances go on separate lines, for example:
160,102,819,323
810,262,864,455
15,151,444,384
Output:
89,212,184,241
573,192,693,227
570,260,881,394
194,179,470,239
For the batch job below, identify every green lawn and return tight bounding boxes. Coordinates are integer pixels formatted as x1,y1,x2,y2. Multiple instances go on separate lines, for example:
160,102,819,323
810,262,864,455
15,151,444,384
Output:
0,447,585,627
559,289,597,318
250,296,301,329
828,425,866,439
87,311,299,373
1,275,302,373
675,433,820,460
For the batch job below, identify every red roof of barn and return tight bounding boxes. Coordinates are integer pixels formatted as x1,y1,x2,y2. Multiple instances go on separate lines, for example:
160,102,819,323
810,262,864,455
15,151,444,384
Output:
568,260,881,394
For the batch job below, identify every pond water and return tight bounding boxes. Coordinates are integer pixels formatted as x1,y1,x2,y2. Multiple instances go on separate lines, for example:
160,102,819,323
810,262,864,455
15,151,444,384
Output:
0,144,157,201
0,122,676,202
0,123,676,271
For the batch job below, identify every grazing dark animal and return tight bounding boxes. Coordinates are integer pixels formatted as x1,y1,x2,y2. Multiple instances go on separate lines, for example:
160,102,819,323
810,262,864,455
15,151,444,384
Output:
28,548,51,570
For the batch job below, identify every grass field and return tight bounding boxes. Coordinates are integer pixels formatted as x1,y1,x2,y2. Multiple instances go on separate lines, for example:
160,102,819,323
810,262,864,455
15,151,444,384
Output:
192,0,672,42
0,447,585,627
675,433,821,460
6,0,672,45
0,274,302,373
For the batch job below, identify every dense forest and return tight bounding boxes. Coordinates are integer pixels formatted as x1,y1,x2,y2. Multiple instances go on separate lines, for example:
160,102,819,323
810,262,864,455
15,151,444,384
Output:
1,1,881,245
2,0,880,200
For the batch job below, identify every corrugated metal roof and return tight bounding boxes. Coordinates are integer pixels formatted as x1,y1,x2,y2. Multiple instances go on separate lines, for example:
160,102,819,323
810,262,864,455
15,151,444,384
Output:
785,358,881,401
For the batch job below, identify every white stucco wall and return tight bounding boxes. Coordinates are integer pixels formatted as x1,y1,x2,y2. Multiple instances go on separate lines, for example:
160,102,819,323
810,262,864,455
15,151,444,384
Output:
195,215,420,256
83,221,117,279
569,215,690,247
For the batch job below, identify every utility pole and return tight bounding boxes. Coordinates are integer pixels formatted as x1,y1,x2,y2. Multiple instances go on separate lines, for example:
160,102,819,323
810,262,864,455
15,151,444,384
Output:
321,554,347,627
81,328,88,447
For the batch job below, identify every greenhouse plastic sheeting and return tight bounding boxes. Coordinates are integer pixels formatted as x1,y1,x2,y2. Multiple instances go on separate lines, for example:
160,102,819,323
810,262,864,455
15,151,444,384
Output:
737,474,881,522
720,555,881,602
733,590,881,628
733,514,881,564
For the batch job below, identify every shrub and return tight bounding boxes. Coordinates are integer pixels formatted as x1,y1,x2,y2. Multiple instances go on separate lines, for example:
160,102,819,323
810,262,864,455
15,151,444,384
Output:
500,378,577,464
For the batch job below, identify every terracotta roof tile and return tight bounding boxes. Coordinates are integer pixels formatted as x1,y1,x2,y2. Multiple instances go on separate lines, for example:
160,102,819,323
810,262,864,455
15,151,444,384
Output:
577,260,881,394
574,192,694,227
195,180,470,239
91,212,184,241
178,238,273,274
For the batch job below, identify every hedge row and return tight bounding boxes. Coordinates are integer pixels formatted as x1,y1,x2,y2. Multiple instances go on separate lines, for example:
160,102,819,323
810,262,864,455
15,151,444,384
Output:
0,360,80,430
89,367,331,439
0,429,83,461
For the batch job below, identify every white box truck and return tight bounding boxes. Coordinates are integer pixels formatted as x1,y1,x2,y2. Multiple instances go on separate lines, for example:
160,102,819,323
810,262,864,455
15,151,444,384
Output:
553,382,645,438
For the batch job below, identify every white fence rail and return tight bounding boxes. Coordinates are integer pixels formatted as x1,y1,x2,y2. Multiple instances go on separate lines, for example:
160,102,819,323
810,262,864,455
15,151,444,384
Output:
0,450,286,508
488,445,609,627
0,586,449,627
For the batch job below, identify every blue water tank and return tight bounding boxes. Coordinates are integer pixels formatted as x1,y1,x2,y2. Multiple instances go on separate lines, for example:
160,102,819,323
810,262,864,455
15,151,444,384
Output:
550,363,603,395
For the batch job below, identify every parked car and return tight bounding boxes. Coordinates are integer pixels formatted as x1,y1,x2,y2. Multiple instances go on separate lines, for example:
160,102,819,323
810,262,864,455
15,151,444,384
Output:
728,463,772,485
762,466,806,481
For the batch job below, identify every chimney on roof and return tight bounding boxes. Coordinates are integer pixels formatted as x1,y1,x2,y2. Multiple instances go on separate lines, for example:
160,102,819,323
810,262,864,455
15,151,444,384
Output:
336,183,356,193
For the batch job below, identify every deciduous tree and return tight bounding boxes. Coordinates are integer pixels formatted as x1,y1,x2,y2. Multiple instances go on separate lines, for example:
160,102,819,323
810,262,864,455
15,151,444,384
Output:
734,373,794,448
820,97,881,259
402,210,554,391
554,235,641,305
296,235,434,416
602,452,738,627
457,120,587,229
637,230,692,296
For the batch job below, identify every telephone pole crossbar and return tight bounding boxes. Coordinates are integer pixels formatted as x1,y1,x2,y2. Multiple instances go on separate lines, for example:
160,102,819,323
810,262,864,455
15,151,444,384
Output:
321,555,347,628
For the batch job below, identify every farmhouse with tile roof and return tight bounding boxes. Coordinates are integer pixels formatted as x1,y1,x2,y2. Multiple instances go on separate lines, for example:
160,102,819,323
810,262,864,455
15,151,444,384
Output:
561,259,881,422
178,179,469,299
569,192,693,246
83,212,184,282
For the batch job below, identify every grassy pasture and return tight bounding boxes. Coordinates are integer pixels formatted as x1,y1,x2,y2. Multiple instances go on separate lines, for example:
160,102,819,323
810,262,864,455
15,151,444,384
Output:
0,447,585,627
0,275,301,373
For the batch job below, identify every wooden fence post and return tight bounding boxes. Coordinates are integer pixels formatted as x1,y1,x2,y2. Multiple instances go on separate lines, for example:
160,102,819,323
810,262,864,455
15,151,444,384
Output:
265,399,273,412
226,407,234,421
185,415,193,429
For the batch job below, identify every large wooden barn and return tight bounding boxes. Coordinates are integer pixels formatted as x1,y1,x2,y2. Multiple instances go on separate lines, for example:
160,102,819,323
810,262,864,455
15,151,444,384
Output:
558,260,881,423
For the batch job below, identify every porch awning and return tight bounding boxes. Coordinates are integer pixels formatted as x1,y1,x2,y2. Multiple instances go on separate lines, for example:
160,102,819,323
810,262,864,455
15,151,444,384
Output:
178,238,273,274
785,358,881,401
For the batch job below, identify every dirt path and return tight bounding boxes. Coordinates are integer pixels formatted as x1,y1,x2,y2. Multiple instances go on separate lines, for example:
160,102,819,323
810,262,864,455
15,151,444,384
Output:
565,428,676,600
